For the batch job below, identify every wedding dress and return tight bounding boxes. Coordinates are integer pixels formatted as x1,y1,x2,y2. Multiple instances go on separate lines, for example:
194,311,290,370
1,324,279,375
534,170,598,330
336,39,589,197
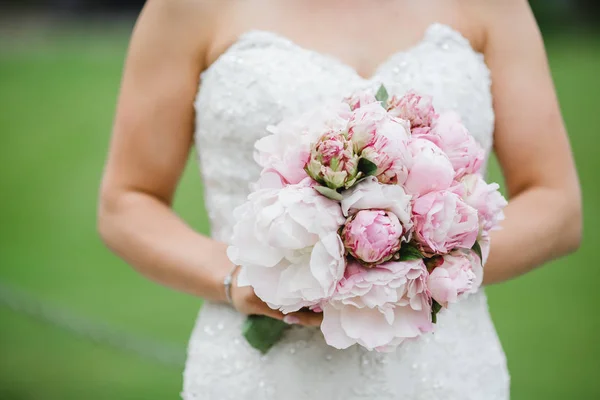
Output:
183,23,509,400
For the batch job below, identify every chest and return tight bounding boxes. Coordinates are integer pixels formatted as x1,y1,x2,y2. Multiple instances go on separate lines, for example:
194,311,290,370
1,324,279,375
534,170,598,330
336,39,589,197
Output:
195,24,494,160
210,0,478,80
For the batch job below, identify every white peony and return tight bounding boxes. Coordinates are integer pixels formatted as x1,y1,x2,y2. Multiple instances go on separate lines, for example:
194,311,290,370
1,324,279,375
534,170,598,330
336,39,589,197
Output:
341,176,413,231
227,179,346,312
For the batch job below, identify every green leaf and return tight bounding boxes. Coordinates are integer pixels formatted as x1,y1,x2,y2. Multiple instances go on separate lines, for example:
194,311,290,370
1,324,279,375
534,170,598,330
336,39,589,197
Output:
314,185,343,201
242,315,291,354
472,241,483,265
357,157,378,176
431,300,443,324
375,84,389,106
399,243,424,261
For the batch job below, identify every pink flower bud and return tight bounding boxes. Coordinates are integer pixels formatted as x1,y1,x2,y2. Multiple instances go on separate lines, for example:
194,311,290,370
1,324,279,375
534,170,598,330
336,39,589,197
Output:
388,91,436,128
341,210,404,266
306,131,359,189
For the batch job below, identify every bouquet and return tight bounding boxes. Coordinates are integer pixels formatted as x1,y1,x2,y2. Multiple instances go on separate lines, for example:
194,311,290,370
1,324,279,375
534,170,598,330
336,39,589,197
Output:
227,85,507,353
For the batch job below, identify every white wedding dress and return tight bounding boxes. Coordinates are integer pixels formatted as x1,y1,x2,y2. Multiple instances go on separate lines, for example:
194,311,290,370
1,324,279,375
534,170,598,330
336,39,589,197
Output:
183,23,509,400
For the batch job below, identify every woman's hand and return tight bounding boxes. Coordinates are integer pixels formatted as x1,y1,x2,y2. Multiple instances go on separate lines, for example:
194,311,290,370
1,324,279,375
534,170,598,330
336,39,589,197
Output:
230,270,323,327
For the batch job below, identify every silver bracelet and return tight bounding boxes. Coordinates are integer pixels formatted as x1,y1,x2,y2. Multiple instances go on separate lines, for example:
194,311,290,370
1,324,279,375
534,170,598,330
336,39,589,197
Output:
223,264,240,305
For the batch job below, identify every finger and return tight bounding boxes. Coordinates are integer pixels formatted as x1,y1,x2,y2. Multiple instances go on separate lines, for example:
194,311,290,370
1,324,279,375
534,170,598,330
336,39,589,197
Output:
254,303,285,321
285,311,323,327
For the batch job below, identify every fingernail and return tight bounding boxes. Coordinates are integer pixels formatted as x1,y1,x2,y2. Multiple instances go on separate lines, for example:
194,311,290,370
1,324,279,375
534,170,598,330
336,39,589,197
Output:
283,316,300,325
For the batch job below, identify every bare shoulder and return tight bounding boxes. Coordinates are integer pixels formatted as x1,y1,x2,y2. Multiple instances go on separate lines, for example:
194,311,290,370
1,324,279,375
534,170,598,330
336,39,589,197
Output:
137,0,229,69
141,0,223,28
143,0,223,20
461,0,539,51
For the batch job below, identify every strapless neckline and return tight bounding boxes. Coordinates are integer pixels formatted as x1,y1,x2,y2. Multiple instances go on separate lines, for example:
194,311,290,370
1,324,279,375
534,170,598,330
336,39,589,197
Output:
202,23,488,82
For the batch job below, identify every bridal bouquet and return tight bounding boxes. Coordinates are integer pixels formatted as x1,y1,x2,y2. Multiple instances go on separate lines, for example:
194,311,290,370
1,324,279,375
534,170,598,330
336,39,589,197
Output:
227,85,507,353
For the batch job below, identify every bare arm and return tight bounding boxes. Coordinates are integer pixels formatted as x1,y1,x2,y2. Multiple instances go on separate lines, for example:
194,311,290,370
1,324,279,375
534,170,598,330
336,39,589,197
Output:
98,0,321,326
98,0,230,300
477,0,582,284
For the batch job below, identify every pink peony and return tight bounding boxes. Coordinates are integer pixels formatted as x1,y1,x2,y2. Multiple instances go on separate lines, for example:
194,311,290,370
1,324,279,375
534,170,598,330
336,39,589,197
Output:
348,102,412,184
387,91,436,128
321,260,433,351
344,89,378,111
306,131,359,189
255,102,352,185
404,138,455,197
411,126,434,136
459,174,508,232
252,170,286,191
412,190,479,255
341,210,403,266
340,176,413,230
427,251,480,307
227,179,346,313
430,111,484,178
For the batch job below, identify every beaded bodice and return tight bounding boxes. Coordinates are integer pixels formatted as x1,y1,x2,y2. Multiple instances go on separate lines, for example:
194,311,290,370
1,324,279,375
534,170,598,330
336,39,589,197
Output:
194,24,494,244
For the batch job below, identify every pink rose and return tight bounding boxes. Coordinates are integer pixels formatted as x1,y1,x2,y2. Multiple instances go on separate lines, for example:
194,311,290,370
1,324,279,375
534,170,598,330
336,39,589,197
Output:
387,90,436,128
430,111,484,178
459,174,508,232
427,251,479,307
348,103,412,184
412,190,479,255
255,102,351,185
321,260,433,351
306,131,359,189
404,138,455,197
341,210,403,266
344,90,378,111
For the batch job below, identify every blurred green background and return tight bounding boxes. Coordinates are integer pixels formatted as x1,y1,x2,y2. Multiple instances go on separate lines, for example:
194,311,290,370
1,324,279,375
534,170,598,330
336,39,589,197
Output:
1,2,599,400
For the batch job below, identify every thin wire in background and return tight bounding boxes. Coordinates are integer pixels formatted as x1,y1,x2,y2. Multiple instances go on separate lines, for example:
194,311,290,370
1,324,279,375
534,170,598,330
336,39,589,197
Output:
0,282,187,369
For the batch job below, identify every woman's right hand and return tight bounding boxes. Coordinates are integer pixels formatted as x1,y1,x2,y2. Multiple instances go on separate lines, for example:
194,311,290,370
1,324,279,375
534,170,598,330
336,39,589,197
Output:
230,271,323,328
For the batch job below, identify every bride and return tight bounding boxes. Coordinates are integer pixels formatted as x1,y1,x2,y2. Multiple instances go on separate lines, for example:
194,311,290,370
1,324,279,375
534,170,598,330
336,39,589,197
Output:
98,0,582,398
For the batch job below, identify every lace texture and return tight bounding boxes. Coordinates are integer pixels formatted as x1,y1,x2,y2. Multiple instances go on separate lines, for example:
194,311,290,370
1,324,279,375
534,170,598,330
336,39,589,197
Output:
184,23,509,400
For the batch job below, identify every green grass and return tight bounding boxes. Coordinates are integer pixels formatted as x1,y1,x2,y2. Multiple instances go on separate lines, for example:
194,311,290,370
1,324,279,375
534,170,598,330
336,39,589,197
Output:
1,27,599,399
